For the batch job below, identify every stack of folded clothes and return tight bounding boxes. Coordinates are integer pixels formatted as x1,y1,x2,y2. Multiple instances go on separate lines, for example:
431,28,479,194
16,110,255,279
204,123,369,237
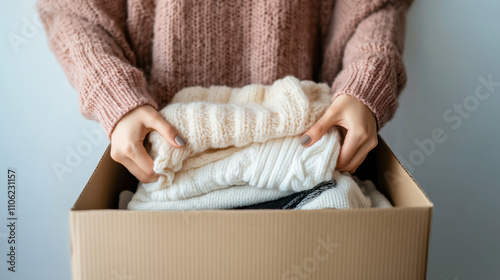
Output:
122,76,392,211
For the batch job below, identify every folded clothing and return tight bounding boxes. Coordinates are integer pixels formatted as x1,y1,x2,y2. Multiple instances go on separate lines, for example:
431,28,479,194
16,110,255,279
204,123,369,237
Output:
126,76,392,211
128,127,340,210
141,75,333,193
120,172,392,210
234,180,337,210
234,171,392,210
124,187,294,211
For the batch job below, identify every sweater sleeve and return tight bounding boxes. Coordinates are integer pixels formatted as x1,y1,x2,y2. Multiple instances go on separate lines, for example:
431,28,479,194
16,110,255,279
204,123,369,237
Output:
37,0,158,138
328,0,412,130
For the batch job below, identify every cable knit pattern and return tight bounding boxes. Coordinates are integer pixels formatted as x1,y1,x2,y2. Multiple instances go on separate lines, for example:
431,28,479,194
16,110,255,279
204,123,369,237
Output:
141,127,340,201
37,0,412,137
126,76,393,211
145,76,332,191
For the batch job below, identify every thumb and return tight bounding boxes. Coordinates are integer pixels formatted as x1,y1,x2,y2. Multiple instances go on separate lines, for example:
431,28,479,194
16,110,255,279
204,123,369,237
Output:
300,106,340,147
148,115,187,148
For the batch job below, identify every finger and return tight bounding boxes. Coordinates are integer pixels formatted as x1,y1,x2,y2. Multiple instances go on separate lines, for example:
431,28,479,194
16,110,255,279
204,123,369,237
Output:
346,136,378,173
349,155,367,174
147,115,186,148
120,155,158,183
126,142,158,180
342,142,371,174
336,129,365,169
300,107,339,147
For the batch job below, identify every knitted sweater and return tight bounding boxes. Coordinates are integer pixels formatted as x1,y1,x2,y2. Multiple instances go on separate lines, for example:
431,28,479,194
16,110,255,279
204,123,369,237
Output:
37,0,413,138
127,76,389,211
125,171,393,211
146,128,341,200
143,76,333,192
128,128,341,210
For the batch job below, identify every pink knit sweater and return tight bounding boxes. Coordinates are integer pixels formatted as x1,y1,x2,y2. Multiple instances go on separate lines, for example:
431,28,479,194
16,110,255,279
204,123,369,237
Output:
37,0,412,139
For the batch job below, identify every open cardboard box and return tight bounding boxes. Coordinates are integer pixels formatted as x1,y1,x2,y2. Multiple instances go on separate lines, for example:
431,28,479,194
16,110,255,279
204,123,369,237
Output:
69,135,433,280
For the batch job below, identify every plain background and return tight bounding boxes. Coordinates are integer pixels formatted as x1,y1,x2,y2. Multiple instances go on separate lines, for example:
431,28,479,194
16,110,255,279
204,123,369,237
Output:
1,0,499,279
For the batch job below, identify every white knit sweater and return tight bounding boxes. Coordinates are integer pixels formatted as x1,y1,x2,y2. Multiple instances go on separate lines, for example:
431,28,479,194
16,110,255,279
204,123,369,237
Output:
127,76,392,211
124,171,393,211
128,128,341,210
143,75,332,192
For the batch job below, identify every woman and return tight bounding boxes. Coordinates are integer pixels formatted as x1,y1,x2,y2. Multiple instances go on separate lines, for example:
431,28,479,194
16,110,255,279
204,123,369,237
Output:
37,0,412,183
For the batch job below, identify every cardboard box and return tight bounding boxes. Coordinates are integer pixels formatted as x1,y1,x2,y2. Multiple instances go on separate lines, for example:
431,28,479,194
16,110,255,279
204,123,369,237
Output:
69,135,433,280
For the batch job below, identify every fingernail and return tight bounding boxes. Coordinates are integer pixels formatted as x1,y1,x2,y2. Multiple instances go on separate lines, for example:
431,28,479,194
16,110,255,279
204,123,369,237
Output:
174,135,186,146
299,134,311,145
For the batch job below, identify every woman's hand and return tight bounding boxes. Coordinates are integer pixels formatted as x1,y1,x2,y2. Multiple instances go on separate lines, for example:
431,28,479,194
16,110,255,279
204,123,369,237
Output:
110,105,186,183
299,94,378,174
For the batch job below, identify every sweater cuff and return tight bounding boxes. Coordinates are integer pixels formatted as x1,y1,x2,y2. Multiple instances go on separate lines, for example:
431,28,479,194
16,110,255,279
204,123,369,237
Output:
330,55,401,131
82,70,159,140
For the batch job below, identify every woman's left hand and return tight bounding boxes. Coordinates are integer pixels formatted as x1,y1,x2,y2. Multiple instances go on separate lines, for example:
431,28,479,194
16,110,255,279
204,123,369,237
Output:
299,94,378,174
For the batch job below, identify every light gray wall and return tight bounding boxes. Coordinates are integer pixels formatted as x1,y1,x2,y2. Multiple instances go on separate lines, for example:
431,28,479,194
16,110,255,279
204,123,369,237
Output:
381,1,500,279
0,0,498,279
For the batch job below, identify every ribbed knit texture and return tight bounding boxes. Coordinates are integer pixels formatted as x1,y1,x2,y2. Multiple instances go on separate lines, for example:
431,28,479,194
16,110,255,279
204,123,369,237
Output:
126,76,392,211
143,128,340,201
122,172,393,211
145,76,333,192
37,0,413,137
129,127,341,210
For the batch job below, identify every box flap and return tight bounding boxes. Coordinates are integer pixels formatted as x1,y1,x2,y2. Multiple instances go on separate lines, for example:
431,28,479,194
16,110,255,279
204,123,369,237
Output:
375,136,433,208
72,145,137,210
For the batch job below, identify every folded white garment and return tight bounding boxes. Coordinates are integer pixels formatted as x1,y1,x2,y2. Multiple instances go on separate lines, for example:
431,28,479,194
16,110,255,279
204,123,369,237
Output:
128,127,341,210
143,76,333,192
126,186,295,211
297,171,393,210
126,76,392,211
121,172,392,211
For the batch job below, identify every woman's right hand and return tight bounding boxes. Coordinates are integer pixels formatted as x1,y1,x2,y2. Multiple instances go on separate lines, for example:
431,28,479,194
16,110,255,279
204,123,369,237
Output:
110,104,186,183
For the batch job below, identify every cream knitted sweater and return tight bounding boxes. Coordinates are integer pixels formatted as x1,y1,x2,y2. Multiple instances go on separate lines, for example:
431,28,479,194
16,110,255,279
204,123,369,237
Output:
144,75,333,192
125,171,393,211
128,76,392,211
129,127,341,210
